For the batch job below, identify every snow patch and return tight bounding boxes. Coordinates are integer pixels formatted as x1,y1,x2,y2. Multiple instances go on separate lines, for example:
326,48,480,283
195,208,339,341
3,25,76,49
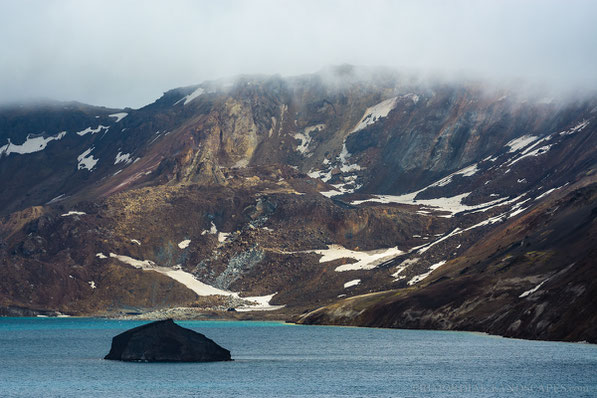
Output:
428,163,480,188
108,112,128,122
519,279,549,298
109,253,155,268
175,87,205,106
417,228,463,254
392,258,420,280
61,211,86,217
507,144,553,166
559,120,589,136
96,253,107,259
77,148,98,171
508,205,530,219
344,279,361,288
109,252,282,310
130,239,141,245
218,232,231,243
308,169,332,183
305,244,403,272
338,143,362,173
468,194,527,215
351,161,515,215
407,260,447,285
315,142,364,198
416,195,531,255
535,185,566,200
0,131,66,157
75,125,109,136
294,124,325,155
353,191,504,216
312,98,397,197
46,194,66,204
164,270,232,296
201,221,218,235
114,151,132,165
506,135,539,152
235,293,285,312
178,239,191,249
351,97,398,133
458,164,479,177
88,281,96,289
320,183,357,198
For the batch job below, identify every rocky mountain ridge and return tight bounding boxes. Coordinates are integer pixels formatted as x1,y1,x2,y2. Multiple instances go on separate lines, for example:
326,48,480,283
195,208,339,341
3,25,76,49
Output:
1,66,595,342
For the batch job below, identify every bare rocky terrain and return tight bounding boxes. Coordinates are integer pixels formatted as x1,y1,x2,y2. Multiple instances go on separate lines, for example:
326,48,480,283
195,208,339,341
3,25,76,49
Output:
1,66,595,342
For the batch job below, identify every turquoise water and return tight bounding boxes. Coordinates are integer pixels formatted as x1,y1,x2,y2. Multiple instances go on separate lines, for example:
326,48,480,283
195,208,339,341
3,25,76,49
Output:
0,318,596,397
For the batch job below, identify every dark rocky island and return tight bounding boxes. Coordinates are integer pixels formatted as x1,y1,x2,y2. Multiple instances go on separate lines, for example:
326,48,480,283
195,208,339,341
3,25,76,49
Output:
104,319,232,362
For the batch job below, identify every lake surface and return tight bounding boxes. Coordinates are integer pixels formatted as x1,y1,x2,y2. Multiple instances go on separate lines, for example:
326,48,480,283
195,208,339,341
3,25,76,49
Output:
0,318,595,397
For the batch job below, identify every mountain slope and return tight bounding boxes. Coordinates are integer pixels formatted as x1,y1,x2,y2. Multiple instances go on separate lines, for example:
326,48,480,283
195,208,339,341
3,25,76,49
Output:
0,67,595,341
296,179,597,343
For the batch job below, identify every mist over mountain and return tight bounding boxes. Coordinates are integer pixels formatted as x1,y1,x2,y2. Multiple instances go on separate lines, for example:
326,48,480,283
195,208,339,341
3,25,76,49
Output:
1,0,596,108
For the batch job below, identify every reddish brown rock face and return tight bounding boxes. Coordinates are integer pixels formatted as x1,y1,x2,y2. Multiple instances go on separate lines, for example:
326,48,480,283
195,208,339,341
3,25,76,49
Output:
1,68,596,342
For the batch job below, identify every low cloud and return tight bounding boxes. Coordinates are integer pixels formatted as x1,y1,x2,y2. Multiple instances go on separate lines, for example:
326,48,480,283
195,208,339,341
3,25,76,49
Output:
1,0,596,108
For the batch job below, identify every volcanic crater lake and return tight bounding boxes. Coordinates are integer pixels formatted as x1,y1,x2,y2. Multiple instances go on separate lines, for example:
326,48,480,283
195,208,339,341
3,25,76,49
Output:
0,318,596,397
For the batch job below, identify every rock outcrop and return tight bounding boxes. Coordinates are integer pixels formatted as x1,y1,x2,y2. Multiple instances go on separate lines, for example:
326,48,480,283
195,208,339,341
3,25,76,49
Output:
104,319,232,362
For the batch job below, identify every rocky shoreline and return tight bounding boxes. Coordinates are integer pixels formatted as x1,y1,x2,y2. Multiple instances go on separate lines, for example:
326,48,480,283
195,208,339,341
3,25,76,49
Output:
2,304,595,345
105,306,290,321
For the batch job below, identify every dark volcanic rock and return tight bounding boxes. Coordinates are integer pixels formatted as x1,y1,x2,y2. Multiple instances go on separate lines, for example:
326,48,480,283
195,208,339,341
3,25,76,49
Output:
2,69,597,344
104,319,232,362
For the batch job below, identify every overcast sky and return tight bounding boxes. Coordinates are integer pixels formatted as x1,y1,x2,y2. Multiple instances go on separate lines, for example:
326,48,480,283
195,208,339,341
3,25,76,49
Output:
1,0,596,108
